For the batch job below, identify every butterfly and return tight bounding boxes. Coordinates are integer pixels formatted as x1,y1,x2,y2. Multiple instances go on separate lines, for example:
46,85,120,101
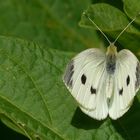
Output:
63,12,140,120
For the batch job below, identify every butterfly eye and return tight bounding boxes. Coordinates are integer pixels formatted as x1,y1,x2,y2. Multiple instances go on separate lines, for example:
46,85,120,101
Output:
81,74,86,84
126,75,130,86
119,88,123,95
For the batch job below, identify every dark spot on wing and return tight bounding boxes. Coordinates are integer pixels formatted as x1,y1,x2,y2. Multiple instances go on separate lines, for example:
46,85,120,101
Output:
67,71,74,85
69,80,73,87
81,74,86,84
90,86,96,94
126,75,130,86
119,88,123,95
63,60,74,87
70,64,74,71
69,71,74,80
135,62,140,90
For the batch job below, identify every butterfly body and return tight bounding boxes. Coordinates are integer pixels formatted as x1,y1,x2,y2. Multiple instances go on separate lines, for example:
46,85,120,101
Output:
106,44,117,74
63,45,140,120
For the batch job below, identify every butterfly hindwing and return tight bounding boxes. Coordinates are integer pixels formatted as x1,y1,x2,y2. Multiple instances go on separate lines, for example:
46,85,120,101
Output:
80,71,110,120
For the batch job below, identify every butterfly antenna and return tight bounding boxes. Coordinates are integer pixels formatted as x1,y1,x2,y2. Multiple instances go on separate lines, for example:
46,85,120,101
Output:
83,12,111,45
113,12,140,44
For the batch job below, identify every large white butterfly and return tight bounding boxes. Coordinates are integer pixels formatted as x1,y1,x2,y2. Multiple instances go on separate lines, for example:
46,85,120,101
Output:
63,12,140,120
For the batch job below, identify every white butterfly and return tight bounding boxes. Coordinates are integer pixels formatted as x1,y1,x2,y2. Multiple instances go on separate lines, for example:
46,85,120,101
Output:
63,12,140,120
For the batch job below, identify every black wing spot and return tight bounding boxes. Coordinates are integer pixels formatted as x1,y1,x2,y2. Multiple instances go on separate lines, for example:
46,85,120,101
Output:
66,71,74,87
81,74,86,84
135,62,140,90
119,88,123,95
70,64,74,71
126,75,130,86
69,80,73,87
63,60,74,87
90,86,96,94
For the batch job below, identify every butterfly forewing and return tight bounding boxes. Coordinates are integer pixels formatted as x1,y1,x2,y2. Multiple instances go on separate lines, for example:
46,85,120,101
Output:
63,49,106,110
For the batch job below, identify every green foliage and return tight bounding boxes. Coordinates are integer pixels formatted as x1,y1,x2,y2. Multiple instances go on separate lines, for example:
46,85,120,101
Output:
0,0,98,52
80,2,140,53
0,0,140,140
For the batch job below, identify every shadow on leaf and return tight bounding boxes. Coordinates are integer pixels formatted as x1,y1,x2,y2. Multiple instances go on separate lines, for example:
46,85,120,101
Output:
112,97,140,140
71,107,104,130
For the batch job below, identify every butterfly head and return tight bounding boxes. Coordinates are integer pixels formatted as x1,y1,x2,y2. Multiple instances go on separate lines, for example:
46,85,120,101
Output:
106,43,117,56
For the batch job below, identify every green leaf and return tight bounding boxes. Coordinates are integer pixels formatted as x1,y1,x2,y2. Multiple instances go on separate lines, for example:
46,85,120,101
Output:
79,3,140,54
1,36,140,140
124,0,140,23
0,0,100,52
79,3,130,31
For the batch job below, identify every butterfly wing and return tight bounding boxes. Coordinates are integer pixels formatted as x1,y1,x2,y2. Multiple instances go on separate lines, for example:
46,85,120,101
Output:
109,49,140,119
80,71,110,120
63,48,109,120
